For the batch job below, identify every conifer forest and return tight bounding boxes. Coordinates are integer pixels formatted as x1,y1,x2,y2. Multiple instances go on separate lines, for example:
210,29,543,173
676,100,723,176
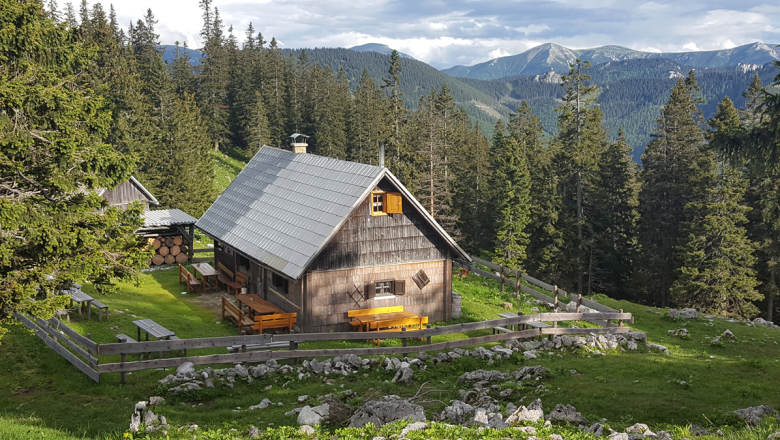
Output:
3,0,780,327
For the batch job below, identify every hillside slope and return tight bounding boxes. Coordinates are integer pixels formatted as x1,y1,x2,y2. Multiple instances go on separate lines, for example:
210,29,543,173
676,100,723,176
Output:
444,42,780,80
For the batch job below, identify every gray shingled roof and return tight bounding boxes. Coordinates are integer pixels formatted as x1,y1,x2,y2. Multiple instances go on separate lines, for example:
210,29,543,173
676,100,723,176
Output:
196,147,384,279
144,209,198,227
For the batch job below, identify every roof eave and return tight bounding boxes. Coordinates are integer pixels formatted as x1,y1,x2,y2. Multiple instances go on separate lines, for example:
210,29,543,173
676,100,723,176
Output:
130,176,159,205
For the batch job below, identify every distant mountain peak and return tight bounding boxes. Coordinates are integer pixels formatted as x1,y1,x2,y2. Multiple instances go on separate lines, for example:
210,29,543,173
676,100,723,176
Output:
349,43,417,60
443,42,780,80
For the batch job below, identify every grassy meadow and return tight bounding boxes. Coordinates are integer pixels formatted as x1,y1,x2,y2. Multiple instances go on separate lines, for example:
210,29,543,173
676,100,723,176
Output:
0,269,778,439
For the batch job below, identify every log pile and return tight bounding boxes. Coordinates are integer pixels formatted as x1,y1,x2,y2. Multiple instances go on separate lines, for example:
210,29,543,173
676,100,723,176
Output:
148,235,190,265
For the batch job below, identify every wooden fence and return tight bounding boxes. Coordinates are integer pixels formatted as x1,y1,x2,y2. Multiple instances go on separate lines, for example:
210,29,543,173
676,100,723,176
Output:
94,311,632,381
13,313,100,382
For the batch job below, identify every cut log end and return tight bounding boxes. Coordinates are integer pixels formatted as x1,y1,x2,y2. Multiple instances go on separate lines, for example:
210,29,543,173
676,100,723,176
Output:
173,235,183,245
158,246,170,256
152,254,165,265
170,245,181,256
152,239,161,249
164,254,175,265
165,237,175,247
175,253,189,263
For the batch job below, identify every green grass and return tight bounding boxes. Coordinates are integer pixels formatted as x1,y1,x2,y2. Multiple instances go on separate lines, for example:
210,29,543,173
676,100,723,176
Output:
1,270,780,439
213,146,248,193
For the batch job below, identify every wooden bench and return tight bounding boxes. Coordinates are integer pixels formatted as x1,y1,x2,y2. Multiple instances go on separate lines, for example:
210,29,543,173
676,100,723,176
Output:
179,264,202,294
347,306,404,330
90,299,109,321
221,296,254,335
252,313,297,334
217,262,244,296
116,333,136,343
369,316,428,346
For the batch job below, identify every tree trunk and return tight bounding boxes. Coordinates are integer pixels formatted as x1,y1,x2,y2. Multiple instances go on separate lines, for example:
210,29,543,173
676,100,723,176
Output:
500,264,505,294
768,268,775,322
577,170,583,296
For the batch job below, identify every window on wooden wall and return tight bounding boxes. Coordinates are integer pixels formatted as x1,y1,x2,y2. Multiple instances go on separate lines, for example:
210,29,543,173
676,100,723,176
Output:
371,191,403,216
366,279,406,300
271,272,288,294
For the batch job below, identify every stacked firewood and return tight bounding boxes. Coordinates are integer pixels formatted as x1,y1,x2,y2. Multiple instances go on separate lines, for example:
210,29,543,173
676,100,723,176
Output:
148,236,190,265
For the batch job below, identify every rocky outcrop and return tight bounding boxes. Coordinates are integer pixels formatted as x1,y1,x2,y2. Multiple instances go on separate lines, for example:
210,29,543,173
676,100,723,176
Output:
735,406,778,426
297,404,330,426
546,404,589,425
348,397,426,428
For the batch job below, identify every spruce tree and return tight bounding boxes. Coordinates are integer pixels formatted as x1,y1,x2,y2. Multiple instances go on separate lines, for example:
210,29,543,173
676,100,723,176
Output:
348,69,387,165
637,75,707,306
671,165,761,318
591,128,639,298
1,0,148,339
382,50,414,189
555,59,609,295
508,102,563,281
169,41,197,96
197,4,230,150
452,120,492,251
493,138,532,295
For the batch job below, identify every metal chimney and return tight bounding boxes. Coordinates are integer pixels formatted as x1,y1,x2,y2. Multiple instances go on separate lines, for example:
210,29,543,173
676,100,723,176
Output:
379,143,385,168
289,133,309,154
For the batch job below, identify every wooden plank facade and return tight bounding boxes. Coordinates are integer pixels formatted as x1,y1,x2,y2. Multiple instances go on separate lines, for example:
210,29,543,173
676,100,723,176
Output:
214,177,457,332
101,179,155,210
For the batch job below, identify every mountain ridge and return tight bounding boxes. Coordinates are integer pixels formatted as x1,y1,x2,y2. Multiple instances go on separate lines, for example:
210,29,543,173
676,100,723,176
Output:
443,42,780,80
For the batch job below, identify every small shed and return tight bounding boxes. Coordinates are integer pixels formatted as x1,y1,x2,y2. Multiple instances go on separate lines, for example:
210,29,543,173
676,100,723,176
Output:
138,209,199,266
100,176,158,210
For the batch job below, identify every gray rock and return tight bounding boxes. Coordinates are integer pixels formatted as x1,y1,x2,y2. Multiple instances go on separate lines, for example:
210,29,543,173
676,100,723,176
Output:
500,388,512,398
656,431,673,440
608,433,630,440
247,426,261,438
458,370,510,383
298,395,309,403
627,331,647,342
523,350,539,359
249,398,274,410
550,435,564,440
767,432,780,440
400,421,429,436
176,362,195,375
297,404,330,426
148,396,165,406
349,399,426,428
645,342,670,354
625,423,650,434
585,423,605,436
546,403,589,425
392,367,414,384
668,329,689,338
515,426,537,434
669,308,699,319
299,425,316,435
722,329,737,340
690,424,711,436
735,406,778,426
505,403,544,424
310,359,322,374
440,400,476,424
234,364,248,378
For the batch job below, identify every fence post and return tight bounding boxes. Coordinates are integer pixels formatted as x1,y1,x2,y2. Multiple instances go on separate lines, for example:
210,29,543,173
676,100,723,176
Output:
619,309,624,328
577,294,582,313
240,330,247,367
425,324,431,345
515,270,520,299
120,353,127,384
289,341,297,366
401,327,408,357
553,286,558,328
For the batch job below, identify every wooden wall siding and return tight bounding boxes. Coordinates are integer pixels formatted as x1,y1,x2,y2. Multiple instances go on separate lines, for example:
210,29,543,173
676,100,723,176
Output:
102,180,150,210
303,260,446,333
308,179,454,272
214,244,235,274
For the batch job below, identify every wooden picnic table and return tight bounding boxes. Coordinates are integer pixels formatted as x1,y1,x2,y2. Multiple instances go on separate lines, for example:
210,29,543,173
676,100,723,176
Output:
236,294,285,318
192,262,218,292
354,311,419,332
66,289,94,320
133,319,176,342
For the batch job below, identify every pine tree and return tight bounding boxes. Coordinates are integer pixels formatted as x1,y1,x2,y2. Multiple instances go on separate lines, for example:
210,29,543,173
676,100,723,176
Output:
242,92,271,156
591,128,639,298
169,41,196,96
637,75,708,306
64,2,76,25
493,138,532,295
1,0,148,339
197,4,230,150
508,102,563,282
671,165,761,318
263,38,286,146
382,50,414,190
452,121,492,251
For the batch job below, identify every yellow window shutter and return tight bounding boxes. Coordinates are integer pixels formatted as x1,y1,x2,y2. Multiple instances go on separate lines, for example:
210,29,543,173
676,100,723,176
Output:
386,193,403,214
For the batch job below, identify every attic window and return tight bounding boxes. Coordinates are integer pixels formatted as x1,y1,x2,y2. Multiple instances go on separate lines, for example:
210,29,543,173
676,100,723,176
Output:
371,191,403,216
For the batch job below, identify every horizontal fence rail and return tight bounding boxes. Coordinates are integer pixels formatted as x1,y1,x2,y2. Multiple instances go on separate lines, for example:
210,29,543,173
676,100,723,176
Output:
471,257,568,297
14,313,100,382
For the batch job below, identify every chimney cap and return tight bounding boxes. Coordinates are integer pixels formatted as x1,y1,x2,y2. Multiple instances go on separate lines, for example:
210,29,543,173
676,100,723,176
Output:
290,133,309,142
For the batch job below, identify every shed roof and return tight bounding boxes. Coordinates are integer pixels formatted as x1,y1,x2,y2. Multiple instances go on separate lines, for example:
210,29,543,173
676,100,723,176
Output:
144,209,198,227
196,147,470,279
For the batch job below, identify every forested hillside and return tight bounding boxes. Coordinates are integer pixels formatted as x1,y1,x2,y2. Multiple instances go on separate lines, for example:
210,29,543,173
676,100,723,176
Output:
462,59,780,160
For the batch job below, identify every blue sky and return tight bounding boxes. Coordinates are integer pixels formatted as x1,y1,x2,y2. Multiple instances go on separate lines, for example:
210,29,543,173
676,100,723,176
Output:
104,0,780,69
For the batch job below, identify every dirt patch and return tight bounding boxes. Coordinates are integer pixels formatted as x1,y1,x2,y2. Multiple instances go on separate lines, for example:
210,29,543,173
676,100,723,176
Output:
182,292,225,320
11,386,54,396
